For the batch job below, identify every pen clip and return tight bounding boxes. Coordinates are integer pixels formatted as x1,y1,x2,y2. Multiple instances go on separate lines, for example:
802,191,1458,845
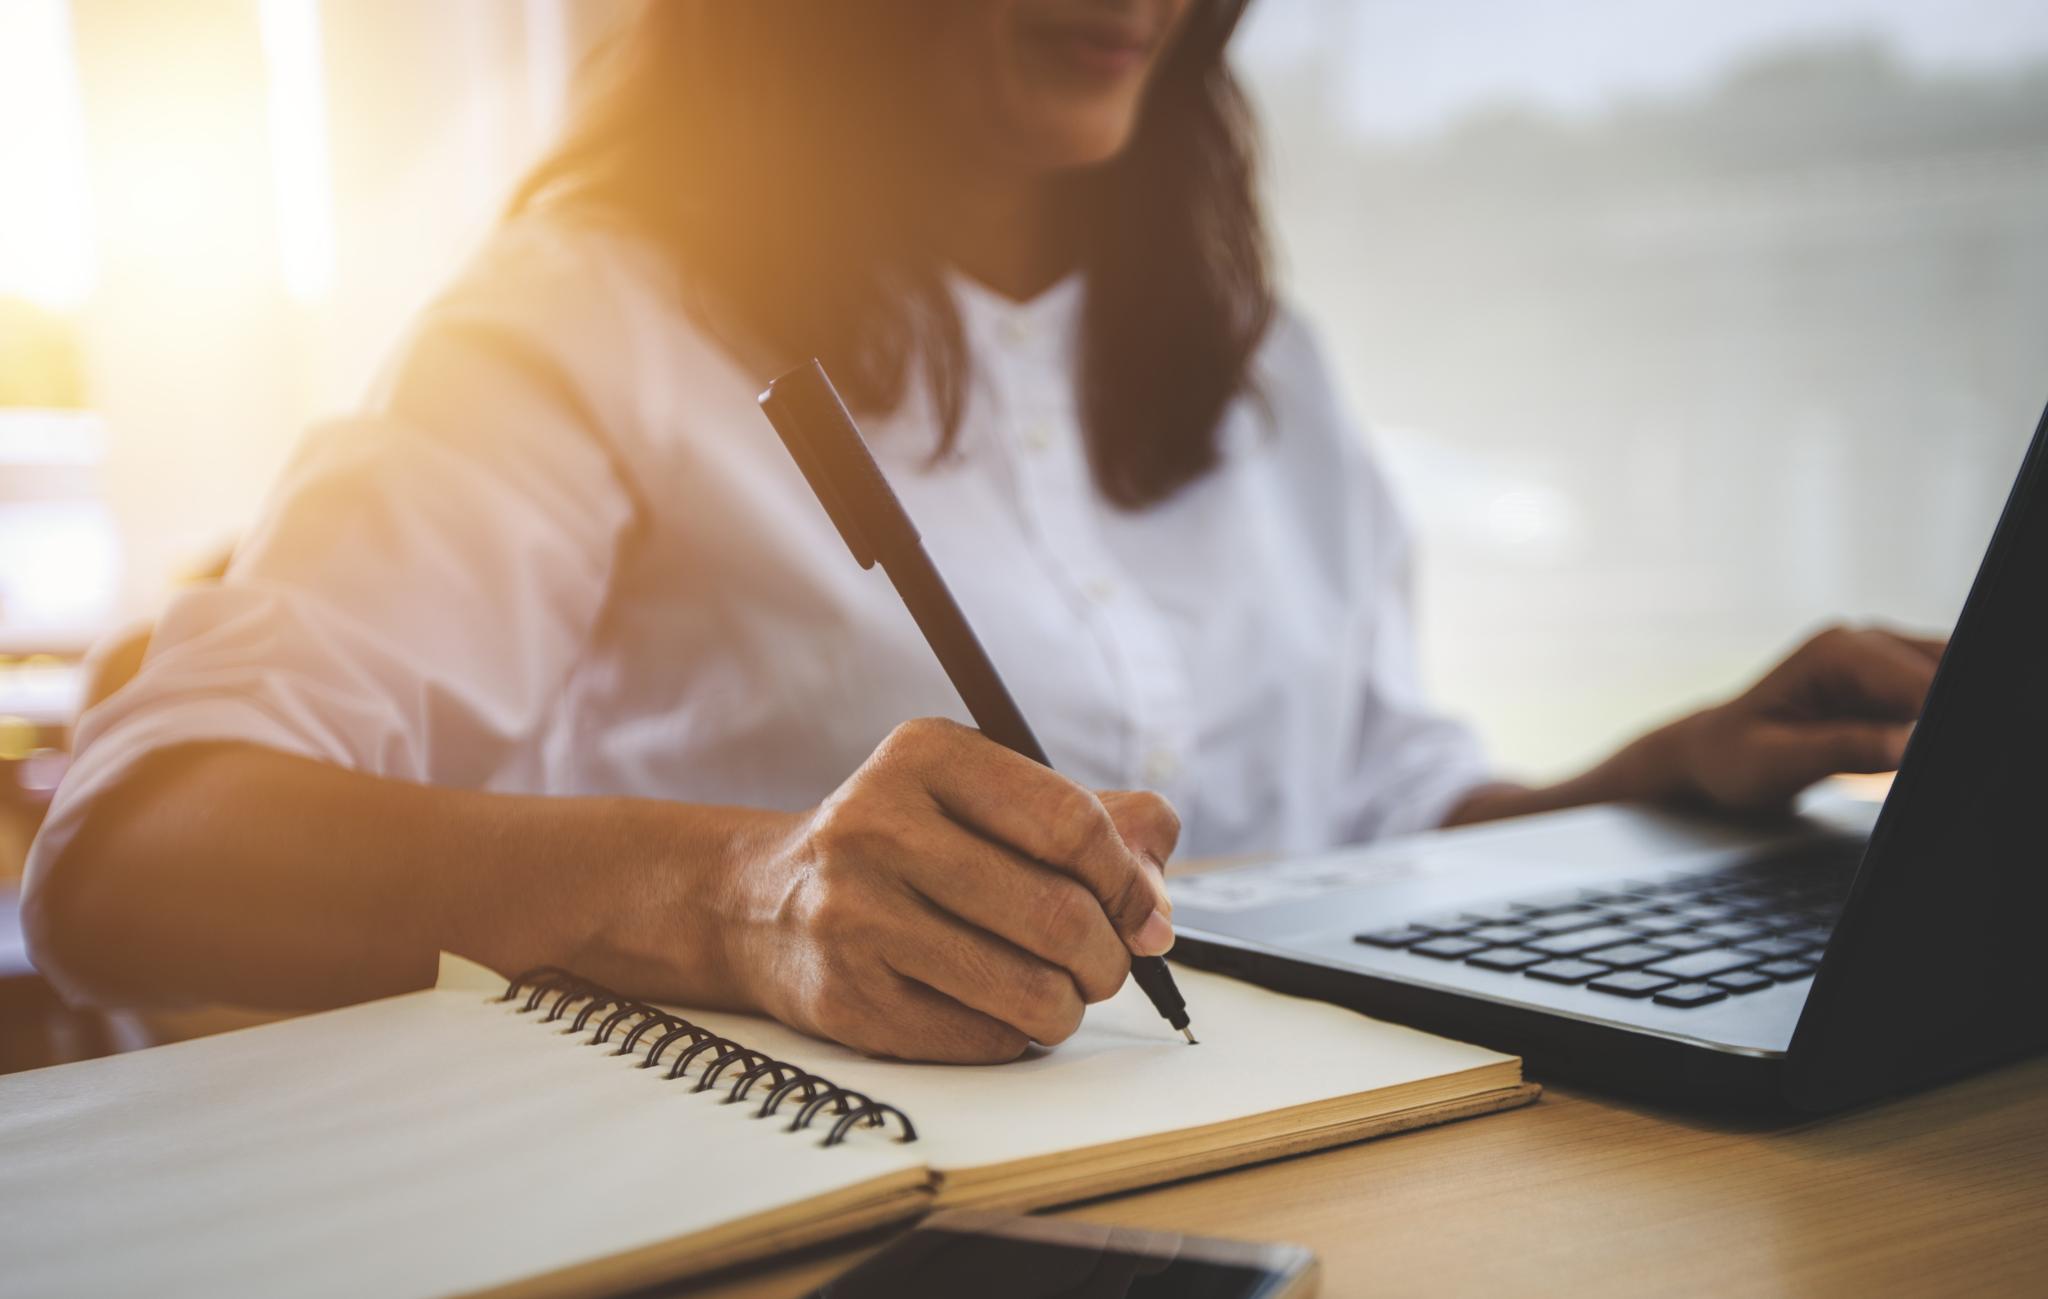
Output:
759,359,920,571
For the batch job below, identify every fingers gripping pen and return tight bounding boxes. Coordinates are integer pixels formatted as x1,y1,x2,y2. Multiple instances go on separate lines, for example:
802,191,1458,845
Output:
758,359,1196,1044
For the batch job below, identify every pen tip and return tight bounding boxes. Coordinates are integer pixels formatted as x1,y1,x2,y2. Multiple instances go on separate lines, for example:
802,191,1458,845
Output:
1181,1027,1199,1045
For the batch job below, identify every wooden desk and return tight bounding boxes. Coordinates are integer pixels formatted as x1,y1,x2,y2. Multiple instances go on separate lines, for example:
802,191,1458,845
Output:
690,1053,2048,1297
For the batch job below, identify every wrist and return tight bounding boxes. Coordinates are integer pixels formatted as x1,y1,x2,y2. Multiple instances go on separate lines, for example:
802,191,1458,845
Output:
687,802,812,1015
1441,714,1715,829
571,797,807,1014
1586,714,1704,807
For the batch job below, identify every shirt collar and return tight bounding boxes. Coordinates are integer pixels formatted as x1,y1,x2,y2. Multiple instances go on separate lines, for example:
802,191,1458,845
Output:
949,269,1086,352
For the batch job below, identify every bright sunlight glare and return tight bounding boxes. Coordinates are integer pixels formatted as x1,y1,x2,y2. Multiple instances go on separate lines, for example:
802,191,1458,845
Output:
0,0,95,310
257,0,336,304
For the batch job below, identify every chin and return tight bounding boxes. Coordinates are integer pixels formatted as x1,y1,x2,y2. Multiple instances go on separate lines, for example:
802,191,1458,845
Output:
1042,135,1137,170
1015,113,1143,172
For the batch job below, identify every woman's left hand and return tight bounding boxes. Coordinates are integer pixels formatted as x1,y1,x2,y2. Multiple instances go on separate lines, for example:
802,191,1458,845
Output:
1658,624,1947,814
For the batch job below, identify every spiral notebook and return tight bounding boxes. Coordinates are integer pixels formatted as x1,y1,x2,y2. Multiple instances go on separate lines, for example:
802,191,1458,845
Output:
0,954,1533,1298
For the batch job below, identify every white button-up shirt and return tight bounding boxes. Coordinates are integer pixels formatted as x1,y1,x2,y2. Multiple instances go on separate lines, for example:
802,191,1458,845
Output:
27,217,1490,902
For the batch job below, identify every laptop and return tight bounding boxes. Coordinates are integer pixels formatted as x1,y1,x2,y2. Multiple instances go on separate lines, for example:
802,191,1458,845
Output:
1167,402,2048,1112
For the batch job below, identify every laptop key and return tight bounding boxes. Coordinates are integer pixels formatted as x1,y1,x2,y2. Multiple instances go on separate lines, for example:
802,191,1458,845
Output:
1755,958,1819,981
1593,904,1655,922
1697,920,1769,943
1528,925,1643,956
1587,971,1679,999
1675,903,1743,924
1465,947,1549,972
1622,899,1682,913
1653,983,1728,1008
1710,970,1775,995
1582,941,1674,968
1466,923,1542,946
1410,936,1491,960
1643,950,1762,981
1625,914,1696,937
1592,908,1654,927
1737,936,1812,960
1524,909,1611,935
1647,931,1719,954
1354,925,1434,948
1525,959,1612,984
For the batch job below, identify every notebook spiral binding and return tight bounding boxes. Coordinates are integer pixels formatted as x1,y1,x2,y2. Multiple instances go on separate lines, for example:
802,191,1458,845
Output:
500,967,917,1148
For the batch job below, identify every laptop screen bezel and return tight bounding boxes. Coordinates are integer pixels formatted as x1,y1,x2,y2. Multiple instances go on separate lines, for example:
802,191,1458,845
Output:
1783,403,2048,1110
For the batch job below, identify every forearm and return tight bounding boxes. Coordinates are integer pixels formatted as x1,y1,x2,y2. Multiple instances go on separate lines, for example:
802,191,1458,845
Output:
24,742,786,1012
1443,719,1694,828
1445,626,1943,829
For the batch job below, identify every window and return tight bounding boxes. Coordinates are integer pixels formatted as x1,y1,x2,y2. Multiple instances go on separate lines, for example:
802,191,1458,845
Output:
1237,0,2048,774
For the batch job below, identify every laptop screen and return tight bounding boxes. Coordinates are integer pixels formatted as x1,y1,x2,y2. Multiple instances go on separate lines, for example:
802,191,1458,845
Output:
1786,404,2048,1109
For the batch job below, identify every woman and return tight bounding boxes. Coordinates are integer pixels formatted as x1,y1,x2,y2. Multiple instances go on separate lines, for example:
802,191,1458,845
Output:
23,0,1940,1063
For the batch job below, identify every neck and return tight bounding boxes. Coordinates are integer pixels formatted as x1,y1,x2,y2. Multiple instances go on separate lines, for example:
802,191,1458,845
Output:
936,171,1080,304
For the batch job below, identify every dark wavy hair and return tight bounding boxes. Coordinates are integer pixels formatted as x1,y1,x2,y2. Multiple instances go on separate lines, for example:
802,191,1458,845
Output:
511,1,1270,508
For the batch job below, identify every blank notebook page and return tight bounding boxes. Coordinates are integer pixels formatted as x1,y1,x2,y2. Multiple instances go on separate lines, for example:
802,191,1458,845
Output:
671,962,1518,1192
0,965,925,1299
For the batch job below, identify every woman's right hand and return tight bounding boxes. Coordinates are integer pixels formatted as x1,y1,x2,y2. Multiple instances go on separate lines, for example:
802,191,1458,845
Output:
712,718,1182,1063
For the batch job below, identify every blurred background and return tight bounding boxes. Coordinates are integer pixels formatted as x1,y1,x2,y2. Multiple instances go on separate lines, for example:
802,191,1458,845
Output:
2,0,2046,814
1241,0,2048,779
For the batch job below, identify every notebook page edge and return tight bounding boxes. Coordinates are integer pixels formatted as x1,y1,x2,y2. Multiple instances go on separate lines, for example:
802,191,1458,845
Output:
934,1081,1542,1211
929,1062,1529,1202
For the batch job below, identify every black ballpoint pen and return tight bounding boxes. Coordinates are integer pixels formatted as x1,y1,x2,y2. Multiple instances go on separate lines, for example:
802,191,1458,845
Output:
758,358,1196,1045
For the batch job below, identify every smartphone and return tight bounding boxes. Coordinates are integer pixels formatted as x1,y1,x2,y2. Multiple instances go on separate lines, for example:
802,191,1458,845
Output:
806,1210,1318,1298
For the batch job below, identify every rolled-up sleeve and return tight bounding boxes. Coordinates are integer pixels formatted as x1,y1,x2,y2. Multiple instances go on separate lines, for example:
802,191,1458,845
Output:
24,219,641,913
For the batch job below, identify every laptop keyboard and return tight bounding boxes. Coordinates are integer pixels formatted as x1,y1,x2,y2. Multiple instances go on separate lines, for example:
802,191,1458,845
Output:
1352,841,1860,1009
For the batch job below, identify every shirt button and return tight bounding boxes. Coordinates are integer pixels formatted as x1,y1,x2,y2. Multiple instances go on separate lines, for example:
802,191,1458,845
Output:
1022,421,1053,452
1084,577,1117,604
999,315,1032,346
1144,747,1181,785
